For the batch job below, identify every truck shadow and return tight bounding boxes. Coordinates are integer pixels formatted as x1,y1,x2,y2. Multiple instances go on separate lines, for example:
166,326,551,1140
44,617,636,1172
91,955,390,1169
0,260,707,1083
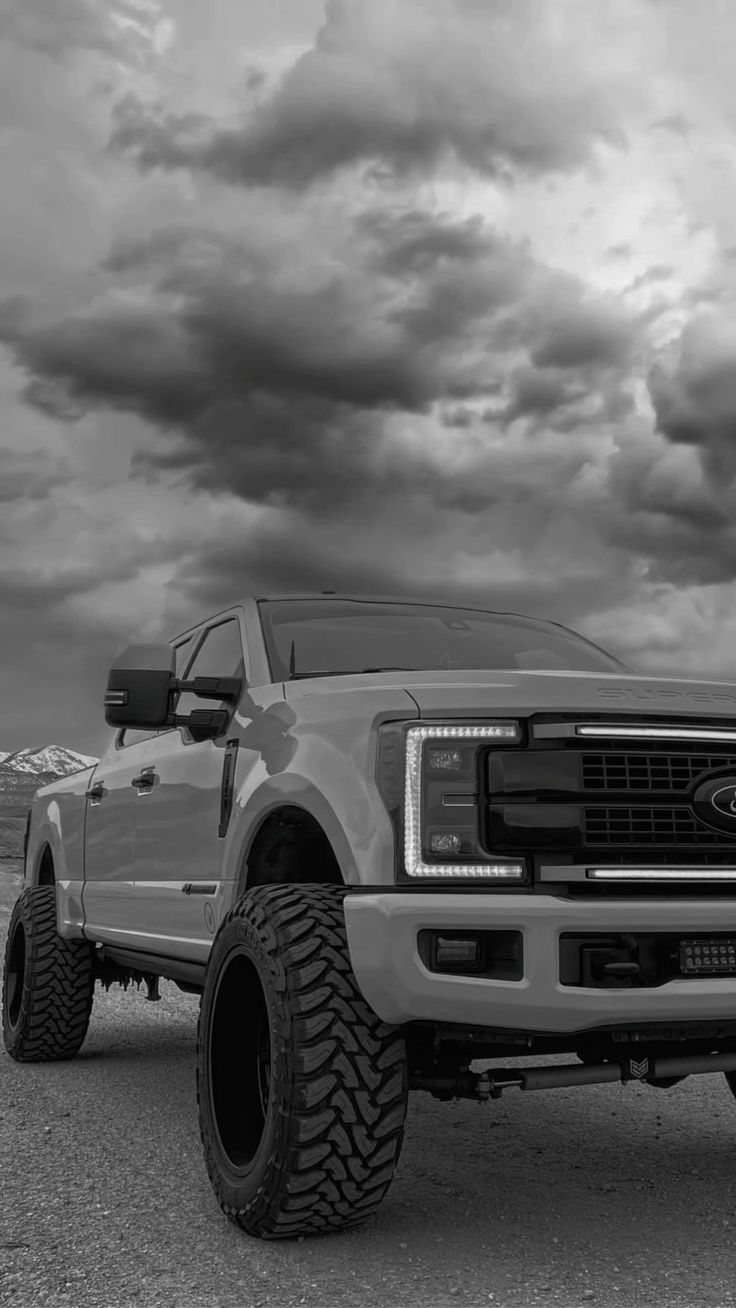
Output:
376,1077,736,1275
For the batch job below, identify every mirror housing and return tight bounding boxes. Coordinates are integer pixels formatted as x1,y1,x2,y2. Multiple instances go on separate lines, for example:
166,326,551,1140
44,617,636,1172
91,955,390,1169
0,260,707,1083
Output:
104,644,244,738
104,643,176,730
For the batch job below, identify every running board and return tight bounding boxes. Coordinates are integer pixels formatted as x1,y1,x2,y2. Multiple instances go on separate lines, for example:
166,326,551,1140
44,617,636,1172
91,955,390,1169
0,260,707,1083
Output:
413,1050,736,1100
95,944,207,990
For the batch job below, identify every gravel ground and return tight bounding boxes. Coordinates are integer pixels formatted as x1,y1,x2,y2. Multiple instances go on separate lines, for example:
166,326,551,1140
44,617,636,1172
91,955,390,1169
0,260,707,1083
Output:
2,862,736,1308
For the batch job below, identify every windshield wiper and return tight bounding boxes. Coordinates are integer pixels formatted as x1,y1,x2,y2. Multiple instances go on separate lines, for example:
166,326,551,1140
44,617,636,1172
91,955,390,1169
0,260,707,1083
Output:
288,666,419,680
359,666,420,673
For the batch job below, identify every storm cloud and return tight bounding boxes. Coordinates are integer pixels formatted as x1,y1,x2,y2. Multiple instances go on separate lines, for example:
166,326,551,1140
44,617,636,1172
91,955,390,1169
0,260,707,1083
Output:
649,309,736,485
2,0,736,752
0,0,156,61
0,207,640,518
110,0,626,189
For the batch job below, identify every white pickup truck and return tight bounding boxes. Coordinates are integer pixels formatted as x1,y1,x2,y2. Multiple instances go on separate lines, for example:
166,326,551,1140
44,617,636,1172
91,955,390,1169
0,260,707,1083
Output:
6,593,736,1239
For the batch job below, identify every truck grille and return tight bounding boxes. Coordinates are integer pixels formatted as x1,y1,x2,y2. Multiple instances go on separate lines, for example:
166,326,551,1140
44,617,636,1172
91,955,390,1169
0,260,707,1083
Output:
485,717,736,892
581,752,736,794
584,806,736,848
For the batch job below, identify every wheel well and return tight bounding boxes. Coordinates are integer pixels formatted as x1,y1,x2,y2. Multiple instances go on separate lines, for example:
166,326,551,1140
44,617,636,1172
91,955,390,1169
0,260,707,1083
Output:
243,807,344,890
37,845,55,886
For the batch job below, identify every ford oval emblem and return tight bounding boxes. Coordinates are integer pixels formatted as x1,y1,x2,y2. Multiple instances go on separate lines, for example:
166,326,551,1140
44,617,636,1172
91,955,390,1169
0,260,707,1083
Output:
692,775,736,836
711,784,736,819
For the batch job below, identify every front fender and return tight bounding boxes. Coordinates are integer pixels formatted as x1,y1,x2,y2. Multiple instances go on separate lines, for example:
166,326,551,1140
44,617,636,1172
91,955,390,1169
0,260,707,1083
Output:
25,772,93,937
225,694,416,892
227,761,395,891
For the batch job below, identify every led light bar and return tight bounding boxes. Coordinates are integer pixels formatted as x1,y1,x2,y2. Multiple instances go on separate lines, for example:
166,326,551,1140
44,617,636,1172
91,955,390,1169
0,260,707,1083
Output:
404,723,525,881
588,867,736,881
680,939,736,974
577,724,736,743
414,723,521,742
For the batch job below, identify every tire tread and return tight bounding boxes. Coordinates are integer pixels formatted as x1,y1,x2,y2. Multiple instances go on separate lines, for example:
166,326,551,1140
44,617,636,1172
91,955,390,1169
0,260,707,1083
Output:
197,884,407,1238
2,886,94,1062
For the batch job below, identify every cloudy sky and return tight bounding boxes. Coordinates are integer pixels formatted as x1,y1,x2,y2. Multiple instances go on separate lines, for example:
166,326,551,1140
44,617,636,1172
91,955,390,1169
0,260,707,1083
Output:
2,0,736,756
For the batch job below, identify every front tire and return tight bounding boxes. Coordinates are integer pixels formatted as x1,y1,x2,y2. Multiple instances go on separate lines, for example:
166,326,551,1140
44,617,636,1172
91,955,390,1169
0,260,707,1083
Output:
197,884,408,1239
2,886,95,1061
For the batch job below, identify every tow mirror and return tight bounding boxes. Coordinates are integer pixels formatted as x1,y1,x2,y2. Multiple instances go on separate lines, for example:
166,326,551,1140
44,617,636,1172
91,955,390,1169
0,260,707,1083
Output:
104,643,176,730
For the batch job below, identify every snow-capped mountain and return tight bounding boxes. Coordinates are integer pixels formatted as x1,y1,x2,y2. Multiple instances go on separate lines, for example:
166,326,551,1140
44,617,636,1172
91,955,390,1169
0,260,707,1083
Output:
0,745,98,776
0,747,99,858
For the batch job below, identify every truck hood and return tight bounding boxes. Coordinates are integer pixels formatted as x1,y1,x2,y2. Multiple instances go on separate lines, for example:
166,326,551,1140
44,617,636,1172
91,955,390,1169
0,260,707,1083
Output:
284,668,736,720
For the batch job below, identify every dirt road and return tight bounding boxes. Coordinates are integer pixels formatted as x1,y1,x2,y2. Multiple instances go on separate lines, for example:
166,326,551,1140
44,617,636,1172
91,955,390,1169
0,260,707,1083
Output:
2,864,736,1308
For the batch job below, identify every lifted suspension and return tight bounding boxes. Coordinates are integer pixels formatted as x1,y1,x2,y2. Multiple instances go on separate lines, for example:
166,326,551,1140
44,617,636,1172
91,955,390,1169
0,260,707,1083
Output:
411,1049,736,1101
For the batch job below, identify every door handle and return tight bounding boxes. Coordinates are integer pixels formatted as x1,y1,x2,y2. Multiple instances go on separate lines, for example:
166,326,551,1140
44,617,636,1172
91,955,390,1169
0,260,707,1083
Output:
87,781,106,803
131,771,157,791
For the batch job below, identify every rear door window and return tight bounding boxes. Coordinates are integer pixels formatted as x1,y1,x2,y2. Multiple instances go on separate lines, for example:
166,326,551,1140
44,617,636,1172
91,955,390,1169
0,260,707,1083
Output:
174,620,245,717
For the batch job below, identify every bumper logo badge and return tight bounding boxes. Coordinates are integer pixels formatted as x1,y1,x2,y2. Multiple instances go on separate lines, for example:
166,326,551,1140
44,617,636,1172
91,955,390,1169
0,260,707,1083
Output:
629,1057,649,1079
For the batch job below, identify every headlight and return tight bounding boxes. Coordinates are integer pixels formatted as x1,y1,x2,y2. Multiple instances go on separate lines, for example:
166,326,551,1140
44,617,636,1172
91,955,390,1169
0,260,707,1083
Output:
401,722,527,883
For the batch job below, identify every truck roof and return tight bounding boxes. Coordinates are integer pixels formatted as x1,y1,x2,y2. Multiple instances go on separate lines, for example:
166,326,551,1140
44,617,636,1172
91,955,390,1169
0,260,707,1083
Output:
254,593,545,621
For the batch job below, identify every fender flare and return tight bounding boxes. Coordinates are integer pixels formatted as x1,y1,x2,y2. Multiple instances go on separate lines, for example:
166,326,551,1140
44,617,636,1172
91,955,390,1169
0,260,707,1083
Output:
229,774,363,895
27,805,72,885
25,806,86,938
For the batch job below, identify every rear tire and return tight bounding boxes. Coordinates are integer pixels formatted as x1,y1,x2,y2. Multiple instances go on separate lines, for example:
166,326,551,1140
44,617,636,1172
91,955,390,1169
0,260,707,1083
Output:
197,884,408,1239
2,886,95,1061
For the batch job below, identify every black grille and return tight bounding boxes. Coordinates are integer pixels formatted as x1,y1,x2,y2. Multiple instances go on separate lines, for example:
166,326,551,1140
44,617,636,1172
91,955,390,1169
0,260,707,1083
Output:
581,753,736,794
584,806,736,848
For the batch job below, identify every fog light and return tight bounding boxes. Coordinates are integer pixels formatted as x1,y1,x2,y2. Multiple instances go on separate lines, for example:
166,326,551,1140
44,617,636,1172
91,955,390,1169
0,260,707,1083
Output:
419,929,523,979
430,832,463,855
435,935,480,966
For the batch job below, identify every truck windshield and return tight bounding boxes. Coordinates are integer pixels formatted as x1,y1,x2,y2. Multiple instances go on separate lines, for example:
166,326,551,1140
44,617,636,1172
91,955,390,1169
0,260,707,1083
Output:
258,599,625,681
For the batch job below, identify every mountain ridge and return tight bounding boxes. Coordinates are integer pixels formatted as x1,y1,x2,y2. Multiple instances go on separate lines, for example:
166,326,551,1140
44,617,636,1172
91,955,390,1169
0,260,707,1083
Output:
0,745,98,775
0,745,99,859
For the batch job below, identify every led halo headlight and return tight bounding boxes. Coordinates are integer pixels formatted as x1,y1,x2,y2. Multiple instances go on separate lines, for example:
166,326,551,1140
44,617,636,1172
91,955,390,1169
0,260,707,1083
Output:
404,723,525,881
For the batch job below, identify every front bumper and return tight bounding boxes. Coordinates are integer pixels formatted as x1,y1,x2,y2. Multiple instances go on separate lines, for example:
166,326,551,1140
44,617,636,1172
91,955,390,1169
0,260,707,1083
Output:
343,892,736,1034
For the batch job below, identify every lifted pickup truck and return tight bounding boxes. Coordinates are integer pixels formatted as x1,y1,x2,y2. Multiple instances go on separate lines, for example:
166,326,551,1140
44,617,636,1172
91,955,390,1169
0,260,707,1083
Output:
6,593,736,1238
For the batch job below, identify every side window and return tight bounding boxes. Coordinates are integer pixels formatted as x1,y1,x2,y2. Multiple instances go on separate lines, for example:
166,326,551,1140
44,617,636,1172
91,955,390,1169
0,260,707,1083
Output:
174,636,197,678
118,635,196,748
175,620,245,717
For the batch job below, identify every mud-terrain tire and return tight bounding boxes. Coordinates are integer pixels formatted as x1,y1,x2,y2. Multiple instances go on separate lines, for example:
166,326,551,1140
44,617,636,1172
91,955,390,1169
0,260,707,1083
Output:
2,886,95,1061
197,884,408,1239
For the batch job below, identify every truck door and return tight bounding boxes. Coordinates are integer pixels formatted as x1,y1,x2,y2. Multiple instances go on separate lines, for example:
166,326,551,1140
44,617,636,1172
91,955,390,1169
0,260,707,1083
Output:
131,615,246,962
81,733,160,944
81,633,197,951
